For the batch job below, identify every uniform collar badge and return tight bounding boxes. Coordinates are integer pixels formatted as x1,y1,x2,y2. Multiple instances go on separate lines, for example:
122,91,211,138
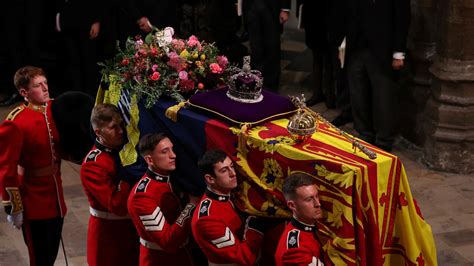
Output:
291,217,316,232
205,188,230,202
146,168,170,182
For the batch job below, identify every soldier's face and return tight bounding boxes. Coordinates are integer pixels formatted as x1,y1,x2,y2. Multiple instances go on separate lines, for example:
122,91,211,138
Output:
19,75,49,105
207,156,237,194
148,137,176,175
288,185,322,224
96,114,124,149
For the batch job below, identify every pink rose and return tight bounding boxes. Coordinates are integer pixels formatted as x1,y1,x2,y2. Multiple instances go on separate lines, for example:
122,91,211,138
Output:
179,71,188,80
171,39,185,51
187,35,201,47
167,53,187,71
217,56,229,68
150,72,160,81
168,51,178,58
210,63,223,74
152,64,159,72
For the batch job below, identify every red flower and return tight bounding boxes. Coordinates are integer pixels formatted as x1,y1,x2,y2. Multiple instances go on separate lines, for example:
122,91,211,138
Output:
150,72,160,81
150,47,158,56
121,58,129,66
139,49,147,56
122,72,131,80
178,79,195,92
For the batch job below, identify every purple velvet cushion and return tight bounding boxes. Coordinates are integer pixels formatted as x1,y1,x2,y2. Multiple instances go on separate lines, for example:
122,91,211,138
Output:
189,87,296,125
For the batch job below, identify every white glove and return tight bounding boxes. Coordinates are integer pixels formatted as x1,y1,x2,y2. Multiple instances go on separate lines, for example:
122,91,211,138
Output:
7,212,23,230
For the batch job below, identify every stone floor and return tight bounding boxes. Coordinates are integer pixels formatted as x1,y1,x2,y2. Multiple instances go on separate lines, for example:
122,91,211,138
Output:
0,29,473,266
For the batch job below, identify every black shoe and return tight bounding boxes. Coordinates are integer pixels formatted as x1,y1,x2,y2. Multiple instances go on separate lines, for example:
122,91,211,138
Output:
305,95,324,107
0,93,22,107
331,113,353,127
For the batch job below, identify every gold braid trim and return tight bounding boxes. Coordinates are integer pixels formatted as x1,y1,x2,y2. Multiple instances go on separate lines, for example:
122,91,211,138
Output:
165,101,189,122
186,102,297,127
3,187,23,214
6,106,24,121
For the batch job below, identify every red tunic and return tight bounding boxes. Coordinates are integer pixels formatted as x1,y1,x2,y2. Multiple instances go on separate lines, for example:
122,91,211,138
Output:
275,218,325,266
127,169,196,266
191,189,264,266
80,141,139,266
0,101,66,219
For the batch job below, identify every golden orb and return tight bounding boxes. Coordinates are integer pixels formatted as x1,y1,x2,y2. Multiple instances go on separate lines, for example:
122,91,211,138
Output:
287,110,317,143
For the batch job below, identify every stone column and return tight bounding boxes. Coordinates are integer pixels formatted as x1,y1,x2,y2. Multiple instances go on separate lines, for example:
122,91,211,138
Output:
399,0,438,145
424,0,474,173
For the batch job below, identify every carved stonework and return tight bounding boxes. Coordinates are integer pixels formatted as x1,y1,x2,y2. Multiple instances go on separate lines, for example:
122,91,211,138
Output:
422,0,474,173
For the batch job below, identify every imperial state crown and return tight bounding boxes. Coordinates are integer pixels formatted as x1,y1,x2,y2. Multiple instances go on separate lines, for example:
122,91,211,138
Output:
227,56,264,103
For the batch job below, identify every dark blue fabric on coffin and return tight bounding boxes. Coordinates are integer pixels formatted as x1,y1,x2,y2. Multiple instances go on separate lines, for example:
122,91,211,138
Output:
189,88,296,124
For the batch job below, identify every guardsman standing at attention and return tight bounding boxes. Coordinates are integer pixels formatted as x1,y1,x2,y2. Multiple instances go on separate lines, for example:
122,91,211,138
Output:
275,173,325,266
80,103,139,266
128,133,199,266
0,66,67,266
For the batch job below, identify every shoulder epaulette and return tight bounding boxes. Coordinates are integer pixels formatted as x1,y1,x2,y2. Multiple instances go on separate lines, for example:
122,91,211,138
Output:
135,177,151,193
85,149,101,163
6,106,25,121
198,199,212,218
287,229,300,249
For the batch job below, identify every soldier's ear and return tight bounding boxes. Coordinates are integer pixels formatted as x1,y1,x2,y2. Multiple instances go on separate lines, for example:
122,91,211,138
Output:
143,154,153,166
287,200,296,212
204,173,215,185
94,127,101,138
19,88,28,98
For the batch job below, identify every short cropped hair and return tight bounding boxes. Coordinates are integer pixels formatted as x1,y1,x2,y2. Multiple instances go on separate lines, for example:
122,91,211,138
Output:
282,172,317,201
198,149,228,177
14,66,46,91
90,103,121,130
138,133,169,157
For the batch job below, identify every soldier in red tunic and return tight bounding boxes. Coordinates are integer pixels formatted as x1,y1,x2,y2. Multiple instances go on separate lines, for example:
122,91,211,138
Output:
80,103,139,266
127,133,199,266
192,149,268,266
0,66,67,266
275,173,325,266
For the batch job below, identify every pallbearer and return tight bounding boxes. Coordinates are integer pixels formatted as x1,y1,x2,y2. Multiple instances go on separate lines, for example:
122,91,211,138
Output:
128,133,199,266
80,103,139,266
275,173,325,266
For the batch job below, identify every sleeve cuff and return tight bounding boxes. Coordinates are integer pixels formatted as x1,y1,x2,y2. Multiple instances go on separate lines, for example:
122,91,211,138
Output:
393,52,405,60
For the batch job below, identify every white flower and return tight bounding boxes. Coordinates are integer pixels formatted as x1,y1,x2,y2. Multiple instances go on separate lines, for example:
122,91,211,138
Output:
155,27,174,48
